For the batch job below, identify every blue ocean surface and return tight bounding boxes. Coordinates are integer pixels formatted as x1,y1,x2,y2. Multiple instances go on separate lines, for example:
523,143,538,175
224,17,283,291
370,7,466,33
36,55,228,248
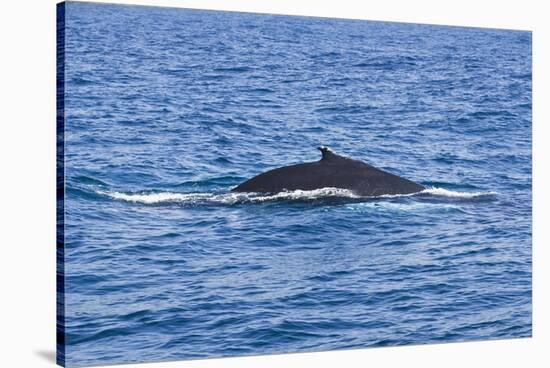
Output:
62,2,532,367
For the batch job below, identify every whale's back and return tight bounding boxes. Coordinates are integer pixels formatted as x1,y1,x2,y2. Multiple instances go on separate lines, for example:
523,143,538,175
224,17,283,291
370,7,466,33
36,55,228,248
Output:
232,149,424,196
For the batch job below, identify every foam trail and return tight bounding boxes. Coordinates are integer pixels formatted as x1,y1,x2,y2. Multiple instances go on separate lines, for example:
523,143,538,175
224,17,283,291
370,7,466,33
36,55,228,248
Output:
99,187,359,205
98,186,495,205
101,191,213,204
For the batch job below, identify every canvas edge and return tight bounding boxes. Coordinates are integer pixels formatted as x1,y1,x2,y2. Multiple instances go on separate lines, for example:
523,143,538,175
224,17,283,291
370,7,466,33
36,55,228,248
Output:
56,2,67,367
50,2,533,367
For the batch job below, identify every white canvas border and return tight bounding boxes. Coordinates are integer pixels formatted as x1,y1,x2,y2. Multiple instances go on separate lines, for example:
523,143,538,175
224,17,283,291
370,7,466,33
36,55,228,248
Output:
0,1,546,367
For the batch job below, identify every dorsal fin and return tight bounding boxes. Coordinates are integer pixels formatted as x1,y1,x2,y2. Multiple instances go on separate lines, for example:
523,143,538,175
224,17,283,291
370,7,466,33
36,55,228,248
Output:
317,146,338,161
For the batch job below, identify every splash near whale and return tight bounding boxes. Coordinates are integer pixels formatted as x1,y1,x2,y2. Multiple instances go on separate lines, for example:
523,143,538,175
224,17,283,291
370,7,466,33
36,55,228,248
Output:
232,147,425,196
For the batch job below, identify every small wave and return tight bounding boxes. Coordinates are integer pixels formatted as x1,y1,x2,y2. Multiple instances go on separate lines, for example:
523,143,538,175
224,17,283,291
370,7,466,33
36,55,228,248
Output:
70,76,95,85
72,175,109,187
346,201,462,213
213,66,253,73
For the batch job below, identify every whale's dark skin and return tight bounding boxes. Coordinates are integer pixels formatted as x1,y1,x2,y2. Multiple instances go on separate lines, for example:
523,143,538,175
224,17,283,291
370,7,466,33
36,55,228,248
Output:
232,147,425,196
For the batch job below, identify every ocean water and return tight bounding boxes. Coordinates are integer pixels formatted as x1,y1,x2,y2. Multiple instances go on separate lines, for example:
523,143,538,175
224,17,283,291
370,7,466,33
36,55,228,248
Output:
60,2,532,367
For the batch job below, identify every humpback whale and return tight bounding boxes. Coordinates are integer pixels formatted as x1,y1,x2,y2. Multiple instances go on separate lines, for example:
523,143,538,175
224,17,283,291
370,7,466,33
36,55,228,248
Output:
232,147,424,196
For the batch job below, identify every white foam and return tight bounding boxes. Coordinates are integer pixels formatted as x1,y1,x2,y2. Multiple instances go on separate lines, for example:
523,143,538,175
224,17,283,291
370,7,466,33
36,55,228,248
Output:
100,191,205,204
99,187,359,205
98,186,495,205
252,187,359,202
421,187,496,198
